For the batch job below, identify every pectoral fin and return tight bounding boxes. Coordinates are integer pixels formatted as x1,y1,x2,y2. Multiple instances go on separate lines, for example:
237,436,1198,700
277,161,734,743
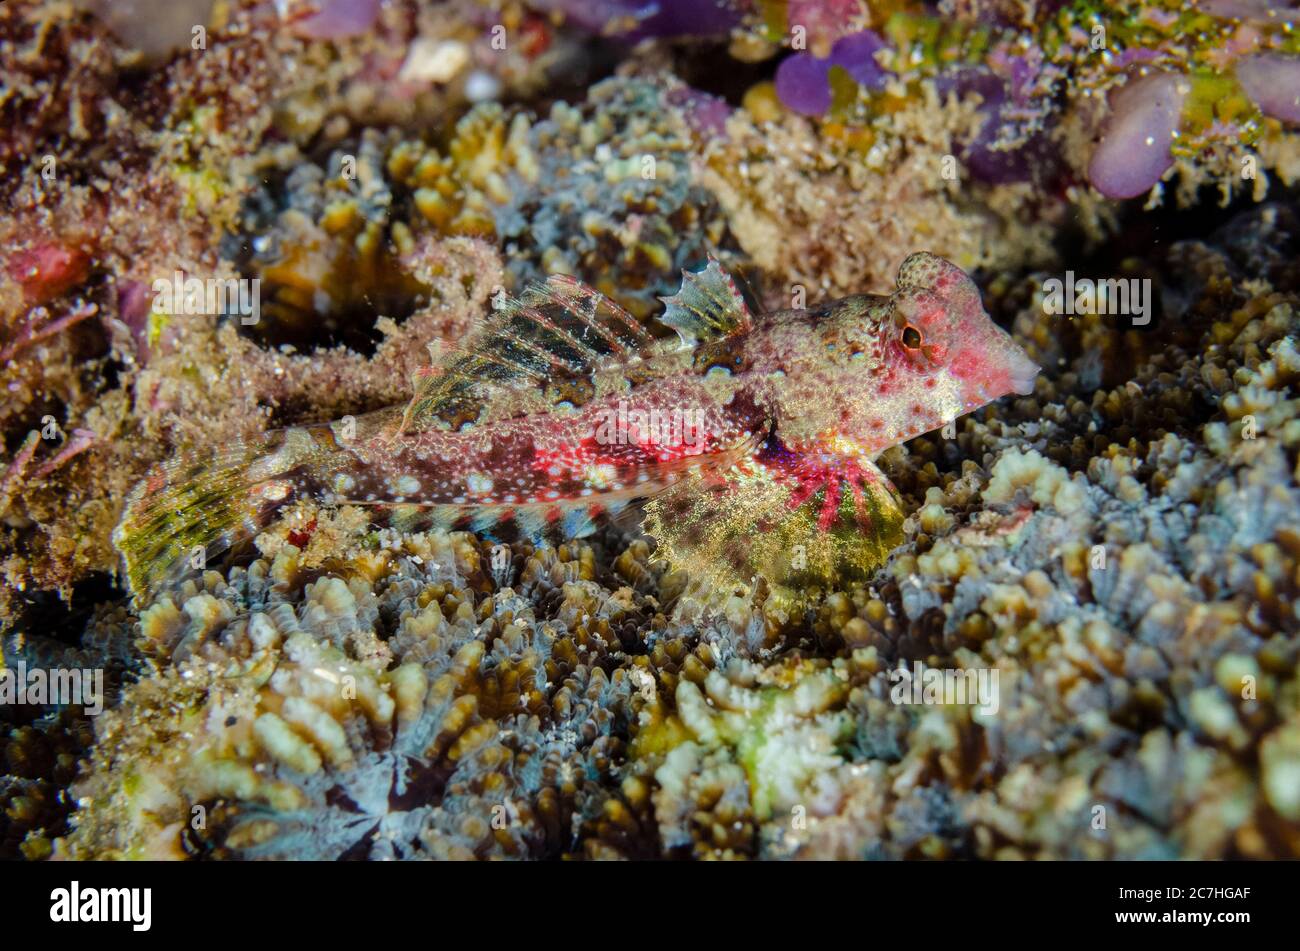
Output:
642,451,905,594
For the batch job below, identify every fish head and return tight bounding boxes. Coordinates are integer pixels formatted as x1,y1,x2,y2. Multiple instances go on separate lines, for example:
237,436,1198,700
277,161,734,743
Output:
803,252,1039,454
889,252,1039,411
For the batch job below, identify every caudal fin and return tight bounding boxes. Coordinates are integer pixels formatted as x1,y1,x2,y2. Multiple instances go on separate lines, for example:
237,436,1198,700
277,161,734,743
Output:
114,428,335,599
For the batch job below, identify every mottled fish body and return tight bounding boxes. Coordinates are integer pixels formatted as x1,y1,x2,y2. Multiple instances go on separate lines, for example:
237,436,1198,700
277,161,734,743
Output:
116,253,1038,595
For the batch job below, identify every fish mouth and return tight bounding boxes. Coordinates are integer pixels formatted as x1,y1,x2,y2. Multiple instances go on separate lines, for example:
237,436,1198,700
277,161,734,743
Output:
1007,350,1041,396
959,348,1040,409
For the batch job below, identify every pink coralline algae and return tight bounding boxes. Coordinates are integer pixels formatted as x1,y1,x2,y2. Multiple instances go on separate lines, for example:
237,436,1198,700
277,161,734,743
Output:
1087,72,1188,200
1086,50,1300,198
1199,0,1300,19
775,53,834,115
289,0,381,41
774,30,888,116
665,86,733,139
6,242,91,307
1235,53,1300,124
935,66,1056,186
786,0,861,47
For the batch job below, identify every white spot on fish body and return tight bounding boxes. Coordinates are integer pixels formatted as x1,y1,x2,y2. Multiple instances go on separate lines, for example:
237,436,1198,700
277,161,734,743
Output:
583,464,617,489
394,475,421,495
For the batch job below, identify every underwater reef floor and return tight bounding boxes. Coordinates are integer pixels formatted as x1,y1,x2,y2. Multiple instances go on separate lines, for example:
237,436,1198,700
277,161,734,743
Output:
3,198,1299,861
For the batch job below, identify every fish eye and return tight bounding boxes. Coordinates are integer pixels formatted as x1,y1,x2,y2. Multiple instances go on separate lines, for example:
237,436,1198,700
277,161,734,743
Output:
902,325,923,349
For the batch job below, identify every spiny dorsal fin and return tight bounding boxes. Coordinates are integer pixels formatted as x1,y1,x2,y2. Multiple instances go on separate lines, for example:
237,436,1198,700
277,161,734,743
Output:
400,275,654,433
657,255,753,346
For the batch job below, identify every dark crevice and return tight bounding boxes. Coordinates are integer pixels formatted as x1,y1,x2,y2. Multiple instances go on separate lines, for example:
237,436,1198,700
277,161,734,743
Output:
7,571,124,648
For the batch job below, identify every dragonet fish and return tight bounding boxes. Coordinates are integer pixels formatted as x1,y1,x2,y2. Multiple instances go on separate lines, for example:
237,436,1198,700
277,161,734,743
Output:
115,252,1039,596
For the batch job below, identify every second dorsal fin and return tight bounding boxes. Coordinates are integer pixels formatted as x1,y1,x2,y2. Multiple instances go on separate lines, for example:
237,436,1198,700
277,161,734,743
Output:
400,275,655,433
657,255,753,346
399,259,754,434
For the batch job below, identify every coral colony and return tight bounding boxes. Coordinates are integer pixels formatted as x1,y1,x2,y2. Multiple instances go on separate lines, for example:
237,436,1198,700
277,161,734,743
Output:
0,0,1297,865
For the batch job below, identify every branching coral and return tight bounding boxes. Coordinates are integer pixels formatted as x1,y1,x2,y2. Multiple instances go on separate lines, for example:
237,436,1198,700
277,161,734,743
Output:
56,518,658,859
381,76,730,318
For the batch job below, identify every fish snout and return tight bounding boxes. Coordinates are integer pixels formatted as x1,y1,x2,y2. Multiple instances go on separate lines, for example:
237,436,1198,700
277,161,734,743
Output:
1007,348,1041,396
